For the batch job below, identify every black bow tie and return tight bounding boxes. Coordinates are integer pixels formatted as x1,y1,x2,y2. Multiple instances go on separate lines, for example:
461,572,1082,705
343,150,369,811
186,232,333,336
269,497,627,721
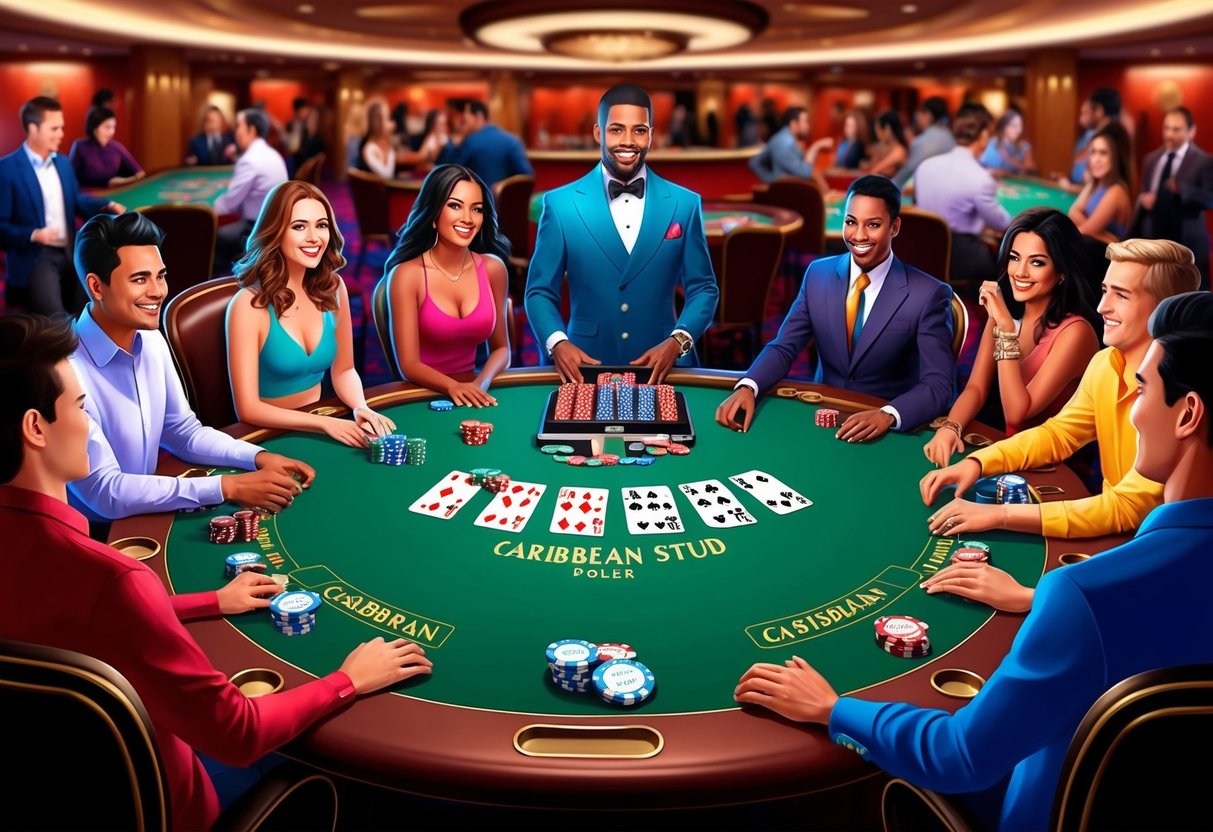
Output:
608,178,645,201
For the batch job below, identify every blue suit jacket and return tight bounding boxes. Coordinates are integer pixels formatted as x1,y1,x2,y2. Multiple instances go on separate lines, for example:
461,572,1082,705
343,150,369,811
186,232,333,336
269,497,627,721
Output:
746,253,954,430
185,132,235,166
437,125,533,187
0,147,110,288
829,498,1213,831
524,167,719,366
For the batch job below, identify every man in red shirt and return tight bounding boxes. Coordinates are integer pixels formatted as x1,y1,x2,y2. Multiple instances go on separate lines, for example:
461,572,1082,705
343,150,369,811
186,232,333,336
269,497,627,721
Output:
0,314,433,830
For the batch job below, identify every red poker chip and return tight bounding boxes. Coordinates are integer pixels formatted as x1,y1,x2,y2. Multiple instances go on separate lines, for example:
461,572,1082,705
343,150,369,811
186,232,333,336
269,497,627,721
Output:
644,438,671,448
596,642,637,661
874,615,929,644
667,443,690,455
567,455,587,466
952,548,990,563
210,516,236,527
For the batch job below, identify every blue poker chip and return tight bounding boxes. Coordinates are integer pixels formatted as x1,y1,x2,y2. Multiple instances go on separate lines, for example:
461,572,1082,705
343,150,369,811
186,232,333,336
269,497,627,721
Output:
429,400,455,411
545,639,599,669
269,591,321,618
618,457,638,465
593,659,656,705
634,456,656,466
225,551,263,568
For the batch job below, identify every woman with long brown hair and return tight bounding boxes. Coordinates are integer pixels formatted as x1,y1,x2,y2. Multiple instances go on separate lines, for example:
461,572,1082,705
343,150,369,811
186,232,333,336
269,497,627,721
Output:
225,180,394,446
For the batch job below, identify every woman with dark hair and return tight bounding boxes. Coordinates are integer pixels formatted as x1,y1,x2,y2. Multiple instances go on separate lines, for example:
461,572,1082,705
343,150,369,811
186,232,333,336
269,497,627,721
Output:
864,110,908,177
980,108,1036,175
383,164,511,407
924,207,1100,466
69,106,145,188
225,181,394,446
1069,122,1133,243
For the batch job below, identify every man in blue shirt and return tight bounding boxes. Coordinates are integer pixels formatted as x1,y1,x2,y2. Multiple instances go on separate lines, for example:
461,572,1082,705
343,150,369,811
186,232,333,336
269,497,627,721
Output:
67,212,315,523
0,96,123,316
437,99,532,188
747,106,832,185
735,290,1213,831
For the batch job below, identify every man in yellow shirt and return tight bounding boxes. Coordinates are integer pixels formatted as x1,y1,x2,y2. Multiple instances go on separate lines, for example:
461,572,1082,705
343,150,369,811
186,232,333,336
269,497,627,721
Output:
918,239,1199,611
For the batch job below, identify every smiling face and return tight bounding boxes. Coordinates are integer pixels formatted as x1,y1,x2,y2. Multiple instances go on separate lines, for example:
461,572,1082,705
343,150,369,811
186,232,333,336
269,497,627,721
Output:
1005,231,1062,303
281,198,330,276
88,244,168,333
27,108,65,156
435,178,484,249
93,117,116,146
1097,259,1156,355
1087,135,1114,181
843,194,899,272
595,103,652,182
1130,341,1187,484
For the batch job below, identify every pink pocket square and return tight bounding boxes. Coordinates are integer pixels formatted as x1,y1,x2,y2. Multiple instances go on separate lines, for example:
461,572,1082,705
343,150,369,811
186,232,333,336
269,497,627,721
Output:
664,222,683,240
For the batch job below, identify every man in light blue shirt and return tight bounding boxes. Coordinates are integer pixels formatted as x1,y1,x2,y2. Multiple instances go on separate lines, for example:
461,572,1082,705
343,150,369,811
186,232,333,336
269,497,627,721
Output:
747,107,831,184
735,290,1213,831
212,108,288,275
68,212,314,523
893,96,955,190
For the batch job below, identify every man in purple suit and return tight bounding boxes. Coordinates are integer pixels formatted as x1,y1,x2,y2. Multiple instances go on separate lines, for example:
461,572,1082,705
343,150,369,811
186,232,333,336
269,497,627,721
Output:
716,175,954,443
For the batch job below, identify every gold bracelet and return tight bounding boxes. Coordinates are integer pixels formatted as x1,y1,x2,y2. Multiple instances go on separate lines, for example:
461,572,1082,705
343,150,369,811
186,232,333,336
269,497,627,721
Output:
994,347,1022,361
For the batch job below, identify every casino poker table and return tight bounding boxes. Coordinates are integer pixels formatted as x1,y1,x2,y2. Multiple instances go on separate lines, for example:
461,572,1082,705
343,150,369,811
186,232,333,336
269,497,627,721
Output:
824,175,1075,241
528,194,802,242
111,369,1107,809
97,166,232,210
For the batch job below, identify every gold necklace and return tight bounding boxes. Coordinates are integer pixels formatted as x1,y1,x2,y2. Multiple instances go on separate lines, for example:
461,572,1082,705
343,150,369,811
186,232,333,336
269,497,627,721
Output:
429,247,469,282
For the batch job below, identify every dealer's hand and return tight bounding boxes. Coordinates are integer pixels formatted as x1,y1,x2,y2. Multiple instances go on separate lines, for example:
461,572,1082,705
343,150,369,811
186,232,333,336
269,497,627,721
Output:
836,408,894,443
630,337,682,385
551,340,600,384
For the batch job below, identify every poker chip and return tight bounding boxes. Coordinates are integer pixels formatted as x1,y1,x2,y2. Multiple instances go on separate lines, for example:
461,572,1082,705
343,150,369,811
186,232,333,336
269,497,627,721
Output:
209,515,238,544
667,443,690,456
224,551,264,578
874,615,930,647
878,636,932,658
369,433,409,466
593,659,656,706
596,642,637,661
959,541,991,551
618,457,638,465
270,590,322,619
552,454,570,463
627,441,647,455
554,384,576,421
232,509,261,542
482,474,511,493
996,474,1030,504
644,438,671,448
405,437,427,465
539,444,565,455
460,420,492,446
584,458,603,467
567,455,587,466
645,446,668,457
815,409,840,428
952,547,991,564
655,385,678,422
546,639,599,670
634,456,656,466
429,399,455,411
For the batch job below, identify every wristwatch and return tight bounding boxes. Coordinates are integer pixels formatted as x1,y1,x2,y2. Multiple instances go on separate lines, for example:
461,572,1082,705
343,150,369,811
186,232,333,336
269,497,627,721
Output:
670,332,694,357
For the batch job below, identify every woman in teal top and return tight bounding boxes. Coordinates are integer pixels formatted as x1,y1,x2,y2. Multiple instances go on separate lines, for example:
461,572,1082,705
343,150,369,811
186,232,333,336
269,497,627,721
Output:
226,180,394,446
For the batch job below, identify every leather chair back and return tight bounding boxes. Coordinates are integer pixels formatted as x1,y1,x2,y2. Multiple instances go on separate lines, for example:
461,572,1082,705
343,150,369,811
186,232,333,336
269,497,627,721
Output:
136,204,218,300
163,276,241,428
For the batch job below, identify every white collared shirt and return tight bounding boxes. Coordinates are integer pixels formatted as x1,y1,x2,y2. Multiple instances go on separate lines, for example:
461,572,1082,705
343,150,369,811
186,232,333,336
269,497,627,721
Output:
24,142,68,247
601,163,647,254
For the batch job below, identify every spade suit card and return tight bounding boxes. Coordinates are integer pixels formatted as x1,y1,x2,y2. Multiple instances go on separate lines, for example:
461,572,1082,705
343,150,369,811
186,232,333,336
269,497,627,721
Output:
677,478,757,529
620,485,685,535
729,470,812,515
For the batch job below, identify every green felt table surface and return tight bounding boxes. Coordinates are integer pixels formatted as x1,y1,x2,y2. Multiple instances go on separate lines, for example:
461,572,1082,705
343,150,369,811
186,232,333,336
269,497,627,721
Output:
162,377,1045,717
99,166,231,210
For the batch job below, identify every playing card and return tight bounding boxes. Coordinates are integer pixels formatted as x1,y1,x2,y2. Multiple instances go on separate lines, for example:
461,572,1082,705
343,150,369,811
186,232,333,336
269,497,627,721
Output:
729,470,813,515
549,486,608,537
409,470,481,520
620,485,685,535
677,478,757,529
474,481,547,532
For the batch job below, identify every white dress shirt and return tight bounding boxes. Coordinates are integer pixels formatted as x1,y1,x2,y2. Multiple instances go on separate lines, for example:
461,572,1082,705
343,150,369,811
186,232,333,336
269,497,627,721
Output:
213,137,288,221
68,306,264,521
738,253,903,427
23,143,68,246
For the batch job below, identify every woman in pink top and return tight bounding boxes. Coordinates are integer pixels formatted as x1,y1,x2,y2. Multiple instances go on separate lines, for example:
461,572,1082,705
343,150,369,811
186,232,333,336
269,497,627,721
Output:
382,164,511,407
925,208,1101,467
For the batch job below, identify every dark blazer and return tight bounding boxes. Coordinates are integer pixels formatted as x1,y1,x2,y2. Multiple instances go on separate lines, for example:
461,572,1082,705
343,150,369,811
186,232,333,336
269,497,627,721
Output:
185,132,235,166
1129,143,1213,282
524,166,719,366
746,253,954,430
0,147,110,289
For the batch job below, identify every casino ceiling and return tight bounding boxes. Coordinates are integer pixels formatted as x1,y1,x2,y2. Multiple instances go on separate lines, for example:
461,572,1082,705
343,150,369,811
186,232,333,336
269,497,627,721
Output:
0,0,1211,76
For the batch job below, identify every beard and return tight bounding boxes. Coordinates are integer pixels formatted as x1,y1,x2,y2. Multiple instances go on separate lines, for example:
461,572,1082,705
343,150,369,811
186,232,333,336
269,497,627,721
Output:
601,144,649,182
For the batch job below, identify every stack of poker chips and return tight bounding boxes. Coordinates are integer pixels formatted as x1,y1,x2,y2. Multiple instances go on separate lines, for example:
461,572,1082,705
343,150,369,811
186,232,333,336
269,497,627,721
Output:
616,383,636,420
224,551,266,578
233,510,260,542
539,443,575,457
546,639,601,693
596,371,636,386
593,658,656,707
369,434,409,465
572,384,595,420
269,590,321,636
429,399,455,411
874,615,932,659
209,515,238,544
461,420,493,445
594,383,615,420
655,385,678,421
470,468,510,492
405,437,427,465
637,385,656,421
553,384,577,420
815,409,840,428
995,474,1031,504
952,541,991,565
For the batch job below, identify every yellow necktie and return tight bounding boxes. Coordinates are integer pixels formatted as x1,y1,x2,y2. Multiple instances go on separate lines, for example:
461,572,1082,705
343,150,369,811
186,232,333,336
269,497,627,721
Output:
846,272,871,353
